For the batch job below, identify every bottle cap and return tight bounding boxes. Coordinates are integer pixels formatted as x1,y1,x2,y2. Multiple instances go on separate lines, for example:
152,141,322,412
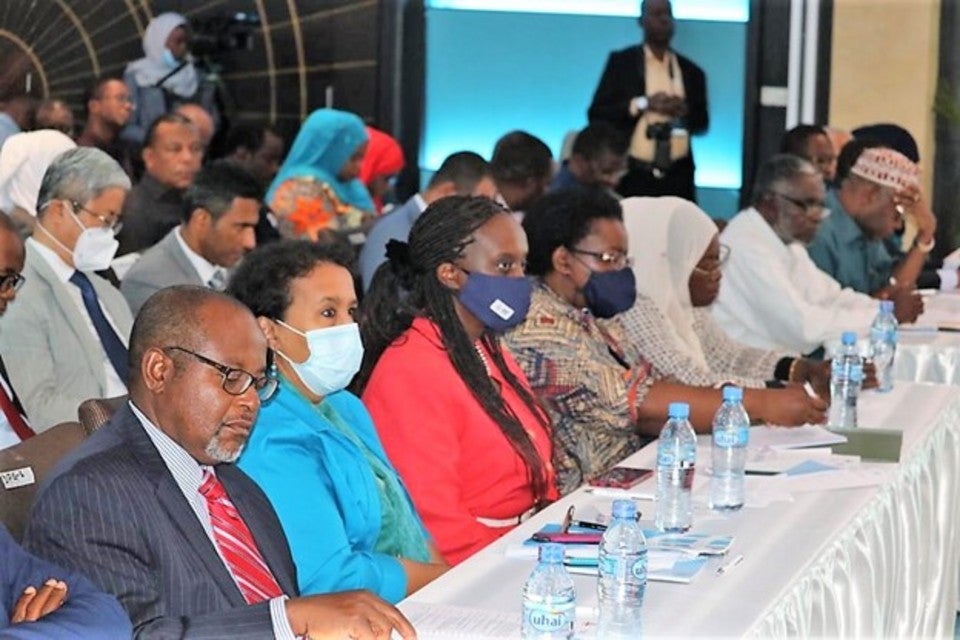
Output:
538,542,565,564
668,402,690,419
841,331,857,345
880,300,894,313
722,386,743,402
611,499,638,520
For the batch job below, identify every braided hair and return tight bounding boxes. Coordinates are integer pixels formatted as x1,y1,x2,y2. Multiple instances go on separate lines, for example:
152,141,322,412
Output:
355,195,552,503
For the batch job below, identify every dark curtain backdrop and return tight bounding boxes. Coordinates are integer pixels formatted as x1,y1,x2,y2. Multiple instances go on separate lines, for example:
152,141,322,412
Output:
0,0,404,146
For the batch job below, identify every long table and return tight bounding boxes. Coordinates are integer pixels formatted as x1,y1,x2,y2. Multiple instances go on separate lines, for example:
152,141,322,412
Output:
400,382,960,637
896,292,960,384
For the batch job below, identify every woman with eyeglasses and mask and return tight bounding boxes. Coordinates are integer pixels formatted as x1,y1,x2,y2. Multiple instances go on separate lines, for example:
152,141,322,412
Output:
356,196,558,566
504,189,828,495
227,240,447,604
618,196,834,394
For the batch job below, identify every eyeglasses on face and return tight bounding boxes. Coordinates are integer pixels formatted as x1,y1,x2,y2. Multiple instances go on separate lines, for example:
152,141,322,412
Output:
70,200,124,234
162,346,278,401
0,273,24,293
569,248,634,269
692,243,731,276
771,192,828,217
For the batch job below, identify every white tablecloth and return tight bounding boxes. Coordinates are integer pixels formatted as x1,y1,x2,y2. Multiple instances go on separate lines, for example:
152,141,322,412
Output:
401,383,960,638
896,293,960,384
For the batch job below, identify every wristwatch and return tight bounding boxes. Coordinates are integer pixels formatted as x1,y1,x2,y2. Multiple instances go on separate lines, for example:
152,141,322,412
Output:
633,96,649,112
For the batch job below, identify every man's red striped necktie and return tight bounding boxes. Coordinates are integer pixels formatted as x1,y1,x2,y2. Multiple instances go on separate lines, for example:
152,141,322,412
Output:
0,384,32,441
199,470,284,604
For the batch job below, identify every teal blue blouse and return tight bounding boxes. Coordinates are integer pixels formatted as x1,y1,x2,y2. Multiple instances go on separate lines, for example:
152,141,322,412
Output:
238,378,429,603
807,189,894,294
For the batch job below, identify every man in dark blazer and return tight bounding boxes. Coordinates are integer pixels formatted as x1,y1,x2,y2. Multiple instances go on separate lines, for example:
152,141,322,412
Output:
0,524,131,638
25,286,415,639
0,214,33,450
588,0,708,202
120,163,260,315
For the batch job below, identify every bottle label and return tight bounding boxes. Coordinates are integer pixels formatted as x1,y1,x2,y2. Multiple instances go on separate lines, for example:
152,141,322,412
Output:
524,601,575,633
870,327,897,345
713,427,748,448
850,363,863,383
599,554,648,580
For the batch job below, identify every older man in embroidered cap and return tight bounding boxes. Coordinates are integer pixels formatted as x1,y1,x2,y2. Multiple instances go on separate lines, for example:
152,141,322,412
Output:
808,140,933,297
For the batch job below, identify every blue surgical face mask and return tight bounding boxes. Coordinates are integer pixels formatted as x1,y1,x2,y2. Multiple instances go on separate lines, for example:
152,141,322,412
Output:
161,48,180,69
275,321,364,397
582,267,637,319
457,271,532,333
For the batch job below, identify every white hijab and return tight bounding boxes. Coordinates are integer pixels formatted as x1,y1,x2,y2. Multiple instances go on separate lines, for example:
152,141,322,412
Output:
125,12,198,98
622,196,719,368
0,130,76,216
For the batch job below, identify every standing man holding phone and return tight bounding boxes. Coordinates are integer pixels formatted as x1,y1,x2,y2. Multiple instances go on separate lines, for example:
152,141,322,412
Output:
588,0,708,202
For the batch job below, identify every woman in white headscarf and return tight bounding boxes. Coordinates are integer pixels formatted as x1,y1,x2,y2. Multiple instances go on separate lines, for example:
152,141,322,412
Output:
0,130,76,235
122,12,215,146
618,196,830,392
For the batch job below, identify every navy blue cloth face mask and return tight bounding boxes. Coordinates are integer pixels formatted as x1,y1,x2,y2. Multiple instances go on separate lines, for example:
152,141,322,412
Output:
457,271,533,332
582,267,637,319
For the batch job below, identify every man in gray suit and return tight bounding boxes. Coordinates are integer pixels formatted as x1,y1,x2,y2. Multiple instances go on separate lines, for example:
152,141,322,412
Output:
26,286,415,639
121,163,260,314
0,148,133,431
359,151,496,290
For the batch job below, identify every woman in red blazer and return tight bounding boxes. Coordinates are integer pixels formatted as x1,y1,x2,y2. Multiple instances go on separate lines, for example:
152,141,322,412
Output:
356,196,558,565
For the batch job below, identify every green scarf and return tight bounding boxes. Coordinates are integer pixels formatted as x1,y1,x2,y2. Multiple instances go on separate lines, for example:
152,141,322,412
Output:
311,394,431,562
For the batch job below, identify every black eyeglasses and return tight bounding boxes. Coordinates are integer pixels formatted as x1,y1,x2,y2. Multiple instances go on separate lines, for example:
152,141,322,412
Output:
771,192,829,217
162,346,278,401
70,200,123,234
0,273,25,293
569,248,634,269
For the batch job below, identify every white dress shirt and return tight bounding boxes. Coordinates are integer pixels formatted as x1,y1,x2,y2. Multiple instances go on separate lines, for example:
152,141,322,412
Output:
174,226,225,288
28,238,127,397
131,402,296,640
712,207,878,354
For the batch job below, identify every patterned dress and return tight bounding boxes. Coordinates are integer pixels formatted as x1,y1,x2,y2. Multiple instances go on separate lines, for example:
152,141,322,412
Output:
504,283,654,495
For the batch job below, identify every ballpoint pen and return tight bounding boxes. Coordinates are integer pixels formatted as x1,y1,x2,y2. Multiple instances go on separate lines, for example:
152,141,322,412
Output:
715,554,744,575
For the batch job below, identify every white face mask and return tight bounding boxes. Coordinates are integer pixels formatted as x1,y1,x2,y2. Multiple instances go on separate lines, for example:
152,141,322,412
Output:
37,202,119,272
275,320,364,397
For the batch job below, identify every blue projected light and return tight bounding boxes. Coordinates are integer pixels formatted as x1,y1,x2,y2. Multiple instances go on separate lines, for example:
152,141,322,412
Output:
425,0,748,22
422,6,748,215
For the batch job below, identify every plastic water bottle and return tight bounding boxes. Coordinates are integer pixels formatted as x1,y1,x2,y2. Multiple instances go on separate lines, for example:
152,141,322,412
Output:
597,499,647,639
710,386,750,511
869,300,898,393
521,543,575,639
655,402,697,532
829,331,863,429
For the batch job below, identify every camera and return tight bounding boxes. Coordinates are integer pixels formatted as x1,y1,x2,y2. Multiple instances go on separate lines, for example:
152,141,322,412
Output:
646,121,675,141
190,12,260,58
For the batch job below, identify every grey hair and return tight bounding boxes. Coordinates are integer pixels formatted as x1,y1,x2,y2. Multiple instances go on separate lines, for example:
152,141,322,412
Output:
750,153,819,205
36,147,131,217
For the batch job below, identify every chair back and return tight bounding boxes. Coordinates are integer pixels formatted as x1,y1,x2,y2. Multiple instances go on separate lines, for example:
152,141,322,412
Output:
78,395,127,435
0,422,87,542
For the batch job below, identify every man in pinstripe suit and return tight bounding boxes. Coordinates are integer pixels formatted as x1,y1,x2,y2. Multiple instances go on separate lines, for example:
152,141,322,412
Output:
25,286,415,639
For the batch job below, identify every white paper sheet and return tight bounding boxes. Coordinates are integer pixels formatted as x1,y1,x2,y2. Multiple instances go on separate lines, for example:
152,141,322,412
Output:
747,424,848,450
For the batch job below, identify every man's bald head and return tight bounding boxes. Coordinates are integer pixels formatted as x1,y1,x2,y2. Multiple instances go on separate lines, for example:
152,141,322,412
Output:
175,103,215,149
128,286,258,391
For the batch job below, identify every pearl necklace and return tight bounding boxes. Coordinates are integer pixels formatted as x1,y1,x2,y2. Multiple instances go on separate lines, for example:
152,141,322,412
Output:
475,344,492,376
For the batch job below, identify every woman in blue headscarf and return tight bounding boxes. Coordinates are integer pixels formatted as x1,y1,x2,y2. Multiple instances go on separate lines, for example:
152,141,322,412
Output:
267,109,375,241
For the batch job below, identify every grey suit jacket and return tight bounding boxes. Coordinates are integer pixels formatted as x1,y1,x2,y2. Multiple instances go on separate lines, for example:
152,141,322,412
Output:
25,403,300,639
0,243,134,431
121,228,204,315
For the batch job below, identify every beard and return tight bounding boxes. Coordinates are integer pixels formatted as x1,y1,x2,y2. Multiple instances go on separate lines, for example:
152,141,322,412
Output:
204,427,245,463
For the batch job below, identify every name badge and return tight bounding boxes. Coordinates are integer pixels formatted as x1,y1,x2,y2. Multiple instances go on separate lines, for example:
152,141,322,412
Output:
1,466,35,490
